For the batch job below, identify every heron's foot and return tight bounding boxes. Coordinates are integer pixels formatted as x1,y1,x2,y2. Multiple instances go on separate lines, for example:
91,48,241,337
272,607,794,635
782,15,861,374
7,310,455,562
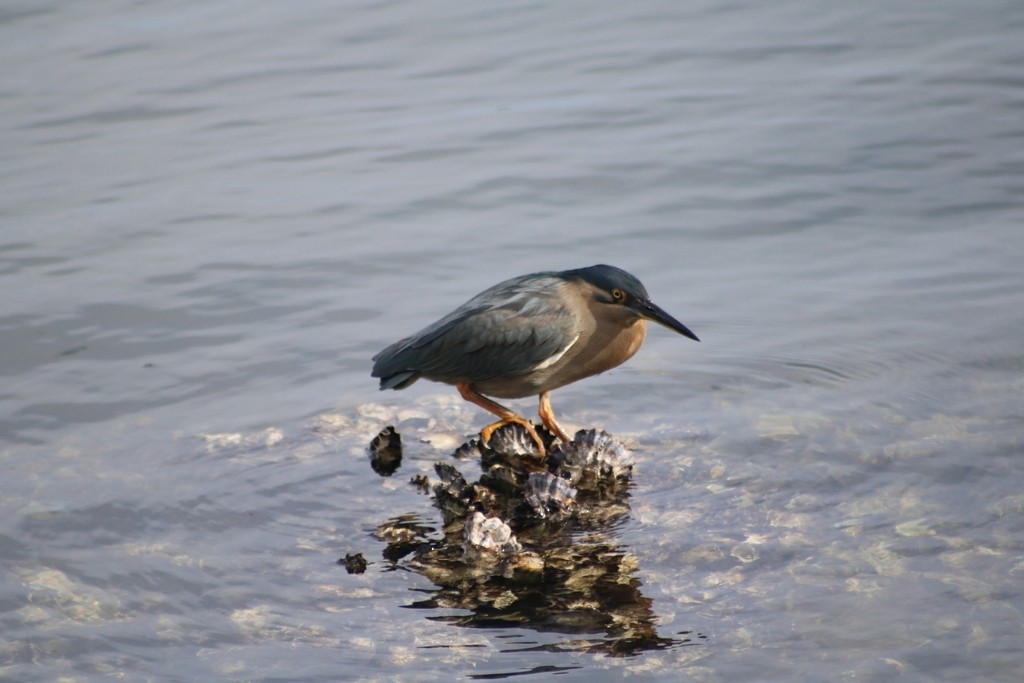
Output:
539,415,572,445
480,417,547,457
537,392,573,444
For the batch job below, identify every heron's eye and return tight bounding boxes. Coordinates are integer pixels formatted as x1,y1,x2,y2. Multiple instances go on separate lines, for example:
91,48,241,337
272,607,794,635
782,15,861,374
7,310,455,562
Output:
611,288,626,302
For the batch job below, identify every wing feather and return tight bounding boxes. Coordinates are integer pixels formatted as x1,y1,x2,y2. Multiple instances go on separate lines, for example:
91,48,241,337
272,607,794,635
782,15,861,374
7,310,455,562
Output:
371,274,578,386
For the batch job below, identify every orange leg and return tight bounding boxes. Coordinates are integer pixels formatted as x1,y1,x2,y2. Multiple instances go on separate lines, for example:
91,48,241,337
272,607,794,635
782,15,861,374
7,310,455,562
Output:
457,383,547,456
538,391,572,444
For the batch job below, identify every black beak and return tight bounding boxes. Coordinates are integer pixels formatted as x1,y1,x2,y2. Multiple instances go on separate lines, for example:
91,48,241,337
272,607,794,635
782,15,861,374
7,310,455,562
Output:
632,299,700,342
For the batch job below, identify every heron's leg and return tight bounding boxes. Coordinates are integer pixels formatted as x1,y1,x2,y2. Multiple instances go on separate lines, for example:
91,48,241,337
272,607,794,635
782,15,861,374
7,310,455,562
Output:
456,383,546,456
538,391,572,444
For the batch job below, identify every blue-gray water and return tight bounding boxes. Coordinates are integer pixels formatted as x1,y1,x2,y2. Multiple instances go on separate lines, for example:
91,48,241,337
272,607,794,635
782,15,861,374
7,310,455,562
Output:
3,1,1023,680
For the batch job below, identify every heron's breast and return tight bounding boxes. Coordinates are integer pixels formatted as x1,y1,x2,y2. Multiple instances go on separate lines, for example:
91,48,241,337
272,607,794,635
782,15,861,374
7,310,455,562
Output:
529,317,647,392
585,317,647,375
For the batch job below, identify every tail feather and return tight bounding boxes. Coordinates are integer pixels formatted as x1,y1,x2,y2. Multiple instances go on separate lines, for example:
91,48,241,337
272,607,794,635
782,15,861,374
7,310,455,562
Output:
373,337,422,390
376,370,419,391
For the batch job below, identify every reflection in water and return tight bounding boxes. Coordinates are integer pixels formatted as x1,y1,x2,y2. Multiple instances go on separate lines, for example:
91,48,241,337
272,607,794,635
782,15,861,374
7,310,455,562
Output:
368,425,706,658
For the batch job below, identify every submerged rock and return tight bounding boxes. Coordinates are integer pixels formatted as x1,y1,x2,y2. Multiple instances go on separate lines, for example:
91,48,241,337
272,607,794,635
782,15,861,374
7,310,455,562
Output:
340,552,368,574
373,513,436,563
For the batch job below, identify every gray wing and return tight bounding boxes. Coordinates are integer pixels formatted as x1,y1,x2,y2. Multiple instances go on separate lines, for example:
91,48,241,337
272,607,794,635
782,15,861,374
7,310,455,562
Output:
372,274,577,388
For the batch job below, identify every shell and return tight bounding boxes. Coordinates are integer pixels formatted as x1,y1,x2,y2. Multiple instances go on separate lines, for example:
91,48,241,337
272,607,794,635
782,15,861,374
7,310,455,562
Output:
525,471,577,519
433,462,473,525
452,438,486,460
484,423,545,458
550,429,633,486
463,511,522,558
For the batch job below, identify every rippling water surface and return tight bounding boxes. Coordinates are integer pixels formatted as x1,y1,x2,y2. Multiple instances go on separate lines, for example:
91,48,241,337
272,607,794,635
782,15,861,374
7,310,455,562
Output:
3,1,1023,681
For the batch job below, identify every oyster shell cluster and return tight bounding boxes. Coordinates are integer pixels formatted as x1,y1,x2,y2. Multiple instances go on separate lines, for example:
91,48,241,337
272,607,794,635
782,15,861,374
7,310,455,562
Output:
361,422,685,654
368,423,635,561
549,428,634,486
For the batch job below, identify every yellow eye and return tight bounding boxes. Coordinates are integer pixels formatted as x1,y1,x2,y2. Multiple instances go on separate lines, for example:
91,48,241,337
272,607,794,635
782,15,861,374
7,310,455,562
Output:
611,288,625,301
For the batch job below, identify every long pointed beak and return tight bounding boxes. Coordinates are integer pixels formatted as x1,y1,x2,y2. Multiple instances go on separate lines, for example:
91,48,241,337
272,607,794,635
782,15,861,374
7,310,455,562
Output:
631,299,700,342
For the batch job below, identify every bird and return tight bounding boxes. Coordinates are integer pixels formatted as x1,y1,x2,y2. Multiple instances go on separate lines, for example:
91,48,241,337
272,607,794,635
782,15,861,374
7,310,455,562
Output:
371,264,699,456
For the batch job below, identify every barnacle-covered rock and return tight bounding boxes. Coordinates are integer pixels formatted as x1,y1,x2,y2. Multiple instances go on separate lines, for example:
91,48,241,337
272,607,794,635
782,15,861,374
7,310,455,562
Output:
550,429,633,488
525,471,577,519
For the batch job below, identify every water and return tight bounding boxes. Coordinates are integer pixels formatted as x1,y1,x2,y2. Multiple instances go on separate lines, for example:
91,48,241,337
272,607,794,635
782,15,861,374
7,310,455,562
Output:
2,0,1023,680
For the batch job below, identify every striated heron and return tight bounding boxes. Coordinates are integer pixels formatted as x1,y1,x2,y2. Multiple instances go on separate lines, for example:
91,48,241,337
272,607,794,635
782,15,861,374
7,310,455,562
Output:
371,264,698,455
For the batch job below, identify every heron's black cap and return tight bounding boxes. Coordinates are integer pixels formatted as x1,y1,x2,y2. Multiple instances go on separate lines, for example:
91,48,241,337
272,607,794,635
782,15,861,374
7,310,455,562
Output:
563,264,699,342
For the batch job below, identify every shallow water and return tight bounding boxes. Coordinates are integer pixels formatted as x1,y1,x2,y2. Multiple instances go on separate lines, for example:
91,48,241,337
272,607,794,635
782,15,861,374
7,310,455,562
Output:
3,0,1024,680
